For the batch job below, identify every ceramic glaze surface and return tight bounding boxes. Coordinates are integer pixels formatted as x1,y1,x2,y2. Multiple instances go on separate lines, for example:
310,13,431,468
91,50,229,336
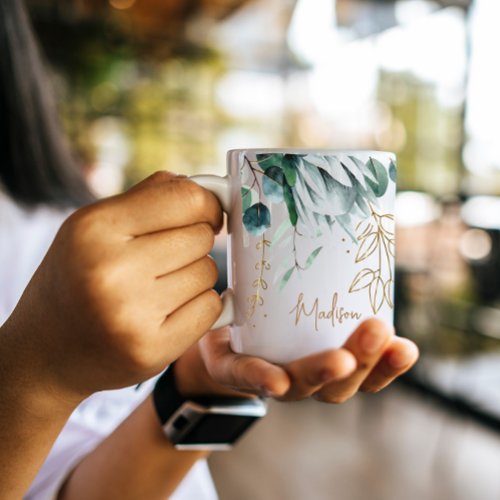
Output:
226,149,396,363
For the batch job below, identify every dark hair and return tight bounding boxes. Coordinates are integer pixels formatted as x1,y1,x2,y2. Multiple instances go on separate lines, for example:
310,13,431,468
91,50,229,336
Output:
0,0,93,208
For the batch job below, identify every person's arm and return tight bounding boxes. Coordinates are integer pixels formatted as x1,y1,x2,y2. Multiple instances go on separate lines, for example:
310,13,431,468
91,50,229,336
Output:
56,319,418,500
56,395,206,500
0,321,82,499
55,346,249,500
0,172,223,497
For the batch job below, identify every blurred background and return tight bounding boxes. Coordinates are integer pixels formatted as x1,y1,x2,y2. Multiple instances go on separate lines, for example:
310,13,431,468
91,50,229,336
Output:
28,0,500,498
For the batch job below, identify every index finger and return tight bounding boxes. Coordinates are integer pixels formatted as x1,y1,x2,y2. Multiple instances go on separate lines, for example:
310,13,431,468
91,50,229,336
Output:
100,171,223,236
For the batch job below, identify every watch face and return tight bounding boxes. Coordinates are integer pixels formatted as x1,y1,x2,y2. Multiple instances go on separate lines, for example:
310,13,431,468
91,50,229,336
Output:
180,414,260,445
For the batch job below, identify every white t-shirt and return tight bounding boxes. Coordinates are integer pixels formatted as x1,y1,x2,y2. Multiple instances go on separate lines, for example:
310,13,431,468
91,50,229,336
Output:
0,192,218,500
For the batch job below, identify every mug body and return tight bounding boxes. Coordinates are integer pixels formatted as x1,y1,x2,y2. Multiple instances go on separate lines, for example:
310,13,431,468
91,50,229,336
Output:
226,149,396,363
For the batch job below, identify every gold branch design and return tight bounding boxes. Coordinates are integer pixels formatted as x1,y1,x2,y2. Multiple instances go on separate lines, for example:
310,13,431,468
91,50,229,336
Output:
349,206,395,314
246,234,271,319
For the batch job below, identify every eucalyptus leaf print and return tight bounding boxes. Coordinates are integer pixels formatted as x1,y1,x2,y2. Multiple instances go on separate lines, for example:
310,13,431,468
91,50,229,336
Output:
243,203,271,236
366,157,389,197
279,267,295,291
304,247,323,270
241,186,253,212
389,159,397,183
239,153,396,304
263,167,285,203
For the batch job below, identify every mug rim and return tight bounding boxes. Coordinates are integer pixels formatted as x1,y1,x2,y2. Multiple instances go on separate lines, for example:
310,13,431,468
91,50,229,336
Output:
228,148,395,157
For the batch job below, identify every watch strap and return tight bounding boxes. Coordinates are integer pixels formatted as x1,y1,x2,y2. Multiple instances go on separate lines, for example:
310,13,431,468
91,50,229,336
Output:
153,363,185,425
153,363,262,425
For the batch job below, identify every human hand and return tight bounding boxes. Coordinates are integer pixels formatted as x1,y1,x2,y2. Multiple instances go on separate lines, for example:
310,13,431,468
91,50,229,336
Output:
3,172,223,403
174,319,418,403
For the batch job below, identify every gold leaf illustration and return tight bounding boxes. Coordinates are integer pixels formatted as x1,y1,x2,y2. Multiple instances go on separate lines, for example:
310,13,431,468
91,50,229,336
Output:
350,206,395,315
255,260,271,270
349,268,375,293
388,239,395,258
356,220,374,241
355,232,379,263
380,214,395,235
256,239,272,249
384,279,394,309
247,234,270,319
252,278,268,290
369,277,385,314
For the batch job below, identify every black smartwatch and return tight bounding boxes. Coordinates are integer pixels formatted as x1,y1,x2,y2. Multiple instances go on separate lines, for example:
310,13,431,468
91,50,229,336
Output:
152,363,267,450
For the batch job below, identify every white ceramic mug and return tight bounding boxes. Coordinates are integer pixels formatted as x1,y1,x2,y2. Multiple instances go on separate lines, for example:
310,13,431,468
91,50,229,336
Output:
192,149,396,364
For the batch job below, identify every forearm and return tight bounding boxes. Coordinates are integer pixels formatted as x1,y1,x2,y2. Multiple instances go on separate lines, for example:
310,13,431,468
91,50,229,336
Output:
0,321,78,498
57,395,208,500
57,344,243,500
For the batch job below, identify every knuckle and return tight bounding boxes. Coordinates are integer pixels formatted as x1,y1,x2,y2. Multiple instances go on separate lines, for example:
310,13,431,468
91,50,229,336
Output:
148,170,175,184
61,205,101,243
202,289,223,318
194,222,216,252
200,256,219,288
84,264,129,329
183,181,211,214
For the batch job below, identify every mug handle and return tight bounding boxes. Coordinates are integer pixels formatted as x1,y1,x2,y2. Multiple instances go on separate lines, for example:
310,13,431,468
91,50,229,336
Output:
190,175,235,329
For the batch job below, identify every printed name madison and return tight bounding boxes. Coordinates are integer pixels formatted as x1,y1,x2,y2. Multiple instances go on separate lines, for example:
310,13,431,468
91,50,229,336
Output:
289,292,363,332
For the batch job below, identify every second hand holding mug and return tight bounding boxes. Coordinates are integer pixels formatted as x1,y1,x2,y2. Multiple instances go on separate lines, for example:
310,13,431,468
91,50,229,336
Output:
192,149,397,364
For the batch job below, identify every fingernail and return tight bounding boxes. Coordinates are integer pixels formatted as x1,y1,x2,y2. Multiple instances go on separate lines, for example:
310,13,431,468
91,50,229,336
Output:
388,344,418,369
360,329,387,354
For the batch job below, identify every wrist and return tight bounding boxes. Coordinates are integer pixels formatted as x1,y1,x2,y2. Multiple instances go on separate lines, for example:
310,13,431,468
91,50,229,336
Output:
0,318,83,419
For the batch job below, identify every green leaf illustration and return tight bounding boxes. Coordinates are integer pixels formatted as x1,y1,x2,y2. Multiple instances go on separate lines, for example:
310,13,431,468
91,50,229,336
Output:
343,158,368,188
243,203,271,236
336,213,358,244
271,218,292,247
282,154,298,187
349,156,376,183
283,184,298,226
304,246,323,269
301,159,327,194
318,168,356,215
389,159,397,183
241,186,252,212
355,191,371,217
263,176,284,203
263,165,285,203
326,156,353,187
366,158,389,197
256,153,282,170
264,165,284,183
279,266,295,291
278,234,293,249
